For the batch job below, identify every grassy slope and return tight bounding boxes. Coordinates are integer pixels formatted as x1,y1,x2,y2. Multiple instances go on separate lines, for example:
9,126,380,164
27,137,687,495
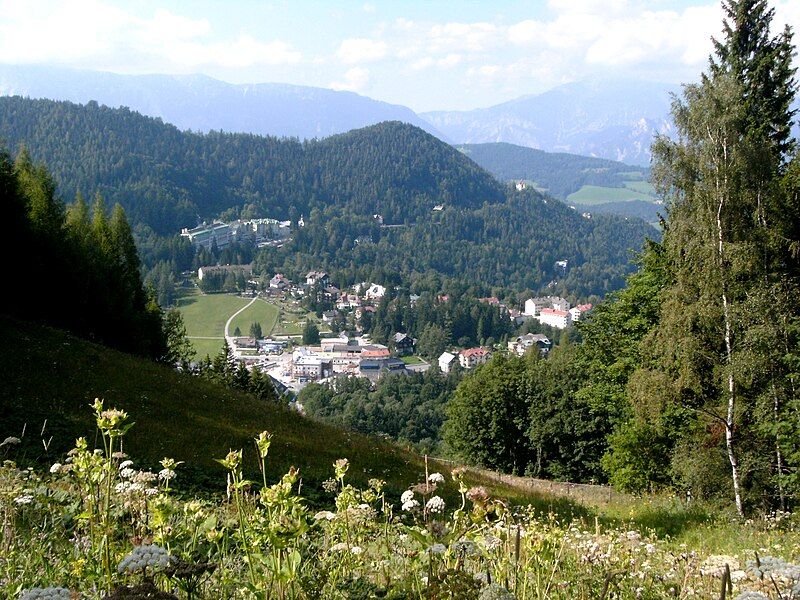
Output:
0,317,561,511
175,292,247,357
567,184,656,205
3,317,791,549
229,299,279,338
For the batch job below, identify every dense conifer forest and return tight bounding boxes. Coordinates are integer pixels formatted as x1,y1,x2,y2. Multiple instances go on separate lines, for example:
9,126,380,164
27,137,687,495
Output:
0,98,653,297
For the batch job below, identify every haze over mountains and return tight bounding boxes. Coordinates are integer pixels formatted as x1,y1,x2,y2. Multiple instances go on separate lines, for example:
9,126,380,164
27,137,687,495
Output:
0,65,679,165
0,64,444,140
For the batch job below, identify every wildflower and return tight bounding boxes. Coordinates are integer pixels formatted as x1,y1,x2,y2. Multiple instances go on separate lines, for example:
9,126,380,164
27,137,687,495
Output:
428,472,445,484
18,587,74,600
314,510,336,521
479,583,516,600
144,488,159,496
425,495,445,514
466,486,489,503
329,542,349,553
49,463,62,474
322,478,338,493
745,556,790,578
117,544,173,573
701,555,740,577
428,543,447,555
452,539,477,555
334,458,349,479
158,468,176,482
14,494,33,505
368,478,385,492
401,490,415,504
119,460,134,469
120,468,136,479
402,498,420,511
482,534,502,551
1,436,21,447
255,431,272,458
350,546,363,555
112,451,128,459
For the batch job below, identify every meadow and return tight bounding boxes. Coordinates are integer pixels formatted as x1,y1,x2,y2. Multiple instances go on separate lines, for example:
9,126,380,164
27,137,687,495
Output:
175,292,250,358
566,184,657,206
3,401,800,600
228,299,280,340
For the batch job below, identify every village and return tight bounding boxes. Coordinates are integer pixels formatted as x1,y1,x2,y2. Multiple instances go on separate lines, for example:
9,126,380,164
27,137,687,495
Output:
199,265,592,395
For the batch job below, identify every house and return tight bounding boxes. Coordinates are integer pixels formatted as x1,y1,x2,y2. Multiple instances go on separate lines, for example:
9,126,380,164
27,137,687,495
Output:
269,273,290,290
362,345,390,359
569,304,593,322
433,204,444,211
292,348,331,380
321,310,339,324
364,284,386,300
459,347,492,369
337,293,361,310
354,305,377,321
515,180,527,191
359,357,407,381
524,296,570,316
232,337,258,350
306,271,330,287
393,332,415,356
438,351,457,374
478,297,501,306
537,308,570,329
508,333,552,356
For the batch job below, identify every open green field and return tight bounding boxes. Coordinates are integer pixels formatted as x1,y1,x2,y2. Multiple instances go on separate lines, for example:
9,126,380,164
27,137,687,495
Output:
623,180,657,195
567,183,657,205
228,298,279,338
175,292,249,357
400,355,425,365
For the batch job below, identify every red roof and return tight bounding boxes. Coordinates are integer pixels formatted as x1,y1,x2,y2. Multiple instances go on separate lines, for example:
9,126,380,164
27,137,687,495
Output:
461,347,489,357
540,308,569,317
576,303,593,311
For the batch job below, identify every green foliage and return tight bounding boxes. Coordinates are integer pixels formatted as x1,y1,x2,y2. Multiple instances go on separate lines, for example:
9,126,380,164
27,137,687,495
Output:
0,97,653,298
299,369,461,454
0,148,166,358
161,309,196,369
249,321,263,340
302,319,320,345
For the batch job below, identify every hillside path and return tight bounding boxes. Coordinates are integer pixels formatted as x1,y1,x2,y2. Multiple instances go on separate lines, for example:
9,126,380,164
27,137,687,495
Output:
224,296,259,341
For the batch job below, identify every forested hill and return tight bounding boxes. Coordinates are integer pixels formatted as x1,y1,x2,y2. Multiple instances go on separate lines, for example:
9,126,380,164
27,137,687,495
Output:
0,95,653,296
457,142,649,200
0,96,502,235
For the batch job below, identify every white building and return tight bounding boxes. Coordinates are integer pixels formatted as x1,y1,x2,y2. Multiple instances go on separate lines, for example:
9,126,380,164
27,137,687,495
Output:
569,303,593,323
365,284,386,300
459,347,491,369
438,351,457,374
537,308,570,329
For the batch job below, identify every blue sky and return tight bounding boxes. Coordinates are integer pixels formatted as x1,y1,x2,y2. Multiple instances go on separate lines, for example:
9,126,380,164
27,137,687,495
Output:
1,0,797,111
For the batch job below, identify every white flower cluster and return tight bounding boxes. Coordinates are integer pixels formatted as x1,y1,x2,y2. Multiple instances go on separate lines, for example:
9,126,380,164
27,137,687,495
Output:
329,542,349,553
18,587,74,600
425,495,445,514
452,539,477,555
428,543,446,555
117,544,173,573
14,495,33,505
158,468,175,482
428,472,445,484
49,463,62,474
700,554,740,577
401,490,419,511
478,583,516,600
746,556,800,580
313,510,336,521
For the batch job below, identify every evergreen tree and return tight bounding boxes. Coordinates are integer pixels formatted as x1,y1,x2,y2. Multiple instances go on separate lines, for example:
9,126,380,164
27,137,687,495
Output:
302,319,320,345
249,322,263,339
161,308,196,369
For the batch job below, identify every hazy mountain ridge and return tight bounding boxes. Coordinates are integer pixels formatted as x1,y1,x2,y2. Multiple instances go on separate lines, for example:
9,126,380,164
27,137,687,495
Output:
423,79,682,165
0,64,445,140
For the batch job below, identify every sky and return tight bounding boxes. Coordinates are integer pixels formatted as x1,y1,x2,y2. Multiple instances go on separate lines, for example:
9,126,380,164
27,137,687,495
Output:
0,0,798,112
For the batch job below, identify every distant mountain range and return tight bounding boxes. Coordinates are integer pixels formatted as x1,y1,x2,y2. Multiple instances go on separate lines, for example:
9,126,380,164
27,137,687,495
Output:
423,79,682,166
0,64,444,140
2,65,795,170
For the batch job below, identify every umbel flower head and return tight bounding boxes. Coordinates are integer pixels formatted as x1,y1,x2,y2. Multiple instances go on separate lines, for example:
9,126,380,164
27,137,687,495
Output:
117,544,173,574
479,583,516,600
425,495,446,514
18,588,74,600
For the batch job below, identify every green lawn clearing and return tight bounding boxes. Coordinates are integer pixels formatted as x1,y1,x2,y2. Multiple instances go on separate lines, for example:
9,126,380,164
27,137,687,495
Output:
567,184,655,205
228,298,279,338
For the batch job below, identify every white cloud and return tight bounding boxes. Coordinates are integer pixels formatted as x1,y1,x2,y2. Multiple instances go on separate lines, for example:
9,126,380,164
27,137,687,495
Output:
363,3,376,13
437,54,462,68
428,22,497,53
330,67,370,92
0,1,301,70
336,38,387,64
410,57,433,70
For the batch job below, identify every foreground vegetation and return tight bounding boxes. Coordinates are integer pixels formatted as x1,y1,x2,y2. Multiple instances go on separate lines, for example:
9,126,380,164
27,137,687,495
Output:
4,402,800,599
